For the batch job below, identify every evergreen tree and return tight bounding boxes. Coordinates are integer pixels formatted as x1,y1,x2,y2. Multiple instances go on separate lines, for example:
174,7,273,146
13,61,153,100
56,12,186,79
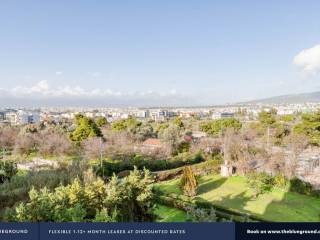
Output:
70,115,102,142
180,166,198,197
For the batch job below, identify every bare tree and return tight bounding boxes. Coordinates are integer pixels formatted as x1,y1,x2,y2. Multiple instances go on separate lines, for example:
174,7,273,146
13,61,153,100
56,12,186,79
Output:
0,126,19,149
284,133,309,179
102,129,136,159
14,132,39,155
266,150,286,175
38,131,74,157
190,137,222,155
83,137,103,160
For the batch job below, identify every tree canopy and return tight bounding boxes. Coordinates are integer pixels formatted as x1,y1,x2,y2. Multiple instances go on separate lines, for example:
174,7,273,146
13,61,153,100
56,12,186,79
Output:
294,111,320,145
200,118,242,136
111,118,142,133
96,117,108,127
70,115,102,142
258,111,276,127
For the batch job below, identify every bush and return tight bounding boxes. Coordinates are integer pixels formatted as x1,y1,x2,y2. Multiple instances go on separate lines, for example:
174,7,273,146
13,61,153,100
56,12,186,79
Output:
0,161,86,212
156,194,257,222
0,161,18,184
247,172,274,197
185,206,217,222
273,174,289,190
4,168,155,222
289,177,314,196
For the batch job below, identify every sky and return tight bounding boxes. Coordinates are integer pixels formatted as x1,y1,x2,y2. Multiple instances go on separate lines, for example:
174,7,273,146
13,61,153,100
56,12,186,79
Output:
0,0,320,107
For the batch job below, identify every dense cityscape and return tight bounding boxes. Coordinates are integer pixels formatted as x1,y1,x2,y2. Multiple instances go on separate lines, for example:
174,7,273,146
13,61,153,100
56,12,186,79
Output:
1,102,320,126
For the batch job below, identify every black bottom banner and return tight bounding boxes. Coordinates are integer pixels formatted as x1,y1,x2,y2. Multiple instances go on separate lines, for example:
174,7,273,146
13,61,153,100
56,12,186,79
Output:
1,223,320,240
0,223,234,240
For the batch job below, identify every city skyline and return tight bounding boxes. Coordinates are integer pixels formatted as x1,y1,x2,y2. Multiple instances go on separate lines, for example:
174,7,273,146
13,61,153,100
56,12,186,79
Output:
1,1,320,107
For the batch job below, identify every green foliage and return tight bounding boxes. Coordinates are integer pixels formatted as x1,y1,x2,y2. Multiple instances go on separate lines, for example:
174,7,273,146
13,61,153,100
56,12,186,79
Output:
273,174,289,190
0,161,18,184
294,111,320,145
93,208,117,222
111,118,142,133
172,117,184,128
111,119,154,141
158,124,182,154
111,119,127,131
156,193,251,222
155,123,169,133
96,117,108,127
185,206,217,222
273,123,290,145
289,177,314,196
246,172,274,198
70,115,102,142
5,168,155,222
180,166,198,197
200,118,242,136
177,141,190,153
280,114,295,123
0,162,85,212
135,123,155,141
247,174,319,198
258,111,276,126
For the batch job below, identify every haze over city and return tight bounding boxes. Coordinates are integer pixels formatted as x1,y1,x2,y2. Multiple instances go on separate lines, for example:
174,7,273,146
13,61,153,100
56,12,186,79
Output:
0,1,320,107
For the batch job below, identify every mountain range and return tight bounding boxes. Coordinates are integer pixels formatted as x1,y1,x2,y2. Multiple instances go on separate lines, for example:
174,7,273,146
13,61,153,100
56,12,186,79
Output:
244,91,320,104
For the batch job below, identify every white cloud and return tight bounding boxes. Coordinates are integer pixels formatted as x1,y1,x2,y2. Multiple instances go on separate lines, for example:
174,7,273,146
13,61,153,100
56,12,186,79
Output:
0,80,180,100
293,44,320,74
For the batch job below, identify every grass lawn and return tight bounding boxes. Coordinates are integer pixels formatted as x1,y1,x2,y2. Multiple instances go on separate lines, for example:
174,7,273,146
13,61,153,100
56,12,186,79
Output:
154,205,190,222
155,175,320,222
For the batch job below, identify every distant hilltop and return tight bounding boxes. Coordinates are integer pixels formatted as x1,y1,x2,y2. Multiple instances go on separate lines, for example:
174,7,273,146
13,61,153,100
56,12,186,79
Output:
243,91,320,104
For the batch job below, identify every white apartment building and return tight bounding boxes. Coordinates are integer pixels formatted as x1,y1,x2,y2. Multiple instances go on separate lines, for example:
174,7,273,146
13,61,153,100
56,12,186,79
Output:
4,110,40,125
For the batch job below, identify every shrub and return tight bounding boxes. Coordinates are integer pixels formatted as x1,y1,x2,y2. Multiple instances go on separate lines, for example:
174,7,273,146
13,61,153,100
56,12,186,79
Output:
289,177,313,196
0,161,18,184
177,142,190,153
0,161,86,212
4,168,155,222
247,172,274,198
185,206,217,222
273,174,289,190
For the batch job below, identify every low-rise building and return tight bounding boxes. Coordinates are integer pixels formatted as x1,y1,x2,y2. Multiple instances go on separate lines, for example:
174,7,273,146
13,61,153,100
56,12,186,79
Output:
4,110,40,125
212,112,235,120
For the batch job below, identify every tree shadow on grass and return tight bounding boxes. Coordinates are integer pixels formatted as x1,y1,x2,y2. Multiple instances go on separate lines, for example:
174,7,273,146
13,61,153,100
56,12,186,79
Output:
194,191,256,222
216,192,253,212
261,183,320,222
197,177,228,195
